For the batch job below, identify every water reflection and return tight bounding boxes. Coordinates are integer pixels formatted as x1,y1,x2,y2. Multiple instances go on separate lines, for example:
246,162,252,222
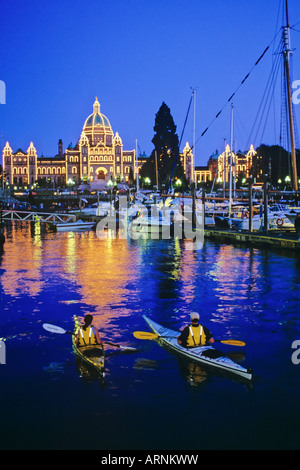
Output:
0,222,44,298
1,222,300,451
1,222,300,354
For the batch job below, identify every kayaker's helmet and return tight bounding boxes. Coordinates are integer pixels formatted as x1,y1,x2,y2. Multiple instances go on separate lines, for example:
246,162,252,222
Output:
190,312,200,321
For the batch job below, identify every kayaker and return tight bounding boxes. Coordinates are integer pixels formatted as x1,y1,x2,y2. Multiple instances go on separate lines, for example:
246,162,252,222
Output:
75,314,103,348
177,312,214,348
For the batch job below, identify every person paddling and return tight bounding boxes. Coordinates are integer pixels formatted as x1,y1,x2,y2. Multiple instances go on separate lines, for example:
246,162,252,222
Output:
75,314,102,348
177,312,214,348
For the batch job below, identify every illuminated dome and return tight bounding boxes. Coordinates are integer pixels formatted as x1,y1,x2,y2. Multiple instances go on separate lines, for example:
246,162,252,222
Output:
83,97,113,145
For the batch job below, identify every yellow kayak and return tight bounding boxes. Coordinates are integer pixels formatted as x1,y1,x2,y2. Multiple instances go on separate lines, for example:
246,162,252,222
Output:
72,316,105,377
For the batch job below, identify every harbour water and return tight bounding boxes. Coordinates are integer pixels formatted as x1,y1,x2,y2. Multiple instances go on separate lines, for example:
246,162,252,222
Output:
0,221,300,450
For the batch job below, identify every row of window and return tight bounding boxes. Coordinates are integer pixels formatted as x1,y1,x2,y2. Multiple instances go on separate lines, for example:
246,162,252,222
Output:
71,166,132,175
5,157,36,163
11,165,133,176
5,154,133,164
68,155,133,162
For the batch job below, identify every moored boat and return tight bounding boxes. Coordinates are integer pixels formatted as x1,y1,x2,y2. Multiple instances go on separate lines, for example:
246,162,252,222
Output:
129,214,172,235
72,316,105,376
142,315,252,381
55,219,95,231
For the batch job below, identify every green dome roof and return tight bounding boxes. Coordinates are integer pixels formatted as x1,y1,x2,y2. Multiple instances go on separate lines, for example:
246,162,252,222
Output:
83,97,111,130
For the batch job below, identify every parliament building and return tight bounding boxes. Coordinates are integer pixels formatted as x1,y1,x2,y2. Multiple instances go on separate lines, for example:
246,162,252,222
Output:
2,97,139,189
3,95,258,190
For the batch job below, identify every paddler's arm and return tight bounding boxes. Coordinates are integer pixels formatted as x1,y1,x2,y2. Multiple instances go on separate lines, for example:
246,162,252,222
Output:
75,331,80,346
94,327,103,346
204,326,214,344
177,327,188,346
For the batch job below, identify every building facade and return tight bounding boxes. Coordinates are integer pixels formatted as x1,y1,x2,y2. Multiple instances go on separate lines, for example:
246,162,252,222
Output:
195,145,259,185
2,97,138,189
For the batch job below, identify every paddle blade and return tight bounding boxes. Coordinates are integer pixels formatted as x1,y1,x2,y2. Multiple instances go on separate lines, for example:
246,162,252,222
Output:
43,323,67,335
219,339,246,347
133,331,158,340
104,341,138,352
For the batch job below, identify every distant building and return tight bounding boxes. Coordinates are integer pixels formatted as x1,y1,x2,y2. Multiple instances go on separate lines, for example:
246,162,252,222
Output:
181,142,193,183
2,97,139,189
194,145,260,184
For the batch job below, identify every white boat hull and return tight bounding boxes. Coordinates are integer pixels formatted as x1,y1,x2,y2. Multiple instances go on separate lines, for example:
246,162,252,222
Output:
143,315,252,381
127,215,171,235
55,220,95,232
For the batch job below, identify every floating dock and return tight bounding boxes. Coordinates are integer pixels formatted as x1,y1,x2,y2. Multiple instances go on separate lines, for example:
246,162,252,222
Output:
204,228,300,251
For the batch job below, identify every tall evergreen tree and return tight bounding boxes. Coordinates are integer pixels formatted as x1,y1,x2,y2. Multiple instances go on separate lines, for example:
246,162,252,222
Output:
256,144,300,186
140,102,186,189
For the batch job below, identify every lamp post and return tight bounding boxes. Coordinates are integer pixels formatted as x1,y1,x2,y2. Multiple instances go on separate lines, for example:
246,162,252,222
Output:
248,175,253,232
174,178,182,191
285,175,291,186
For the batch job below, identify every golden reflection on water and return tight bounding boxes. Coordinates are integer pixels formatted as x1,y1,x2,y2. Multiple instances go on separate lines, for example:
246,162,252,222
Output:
74,234,139,318
0,223,262,338
0,224,142,334
1,222,44,298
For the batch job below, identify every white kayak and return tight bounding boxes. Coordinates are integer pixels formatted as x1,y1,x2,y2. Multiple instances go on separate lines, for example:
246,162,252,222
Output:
143,315,252,381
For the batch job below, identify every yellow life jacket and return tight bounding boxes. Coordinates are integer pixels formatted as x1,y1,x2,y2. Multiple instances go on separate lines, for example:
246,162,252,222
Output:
186,324,206,347
77,325,98,347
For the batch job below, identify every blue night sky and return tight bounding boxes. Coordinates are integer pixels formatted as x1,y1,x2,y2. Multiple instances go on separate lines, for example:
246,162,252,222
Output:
1,0,300,167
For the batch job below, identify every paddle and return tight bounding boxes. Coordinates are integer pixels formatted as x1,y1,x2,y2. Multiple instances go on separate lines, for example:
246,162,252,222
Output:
133,331,245,347
43,323,138,351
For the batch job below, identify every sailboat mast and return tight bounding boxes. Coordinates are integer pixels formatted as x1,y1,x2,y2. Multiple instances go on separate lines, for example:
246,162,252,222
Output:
229,103,234,213
192,88,196,183
283,0,298,192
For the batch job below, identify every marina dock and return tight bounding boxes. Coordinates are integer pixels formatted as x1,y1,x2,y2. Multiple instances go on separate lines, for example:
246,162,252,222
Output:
204,227,300,251
78,211,300,251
